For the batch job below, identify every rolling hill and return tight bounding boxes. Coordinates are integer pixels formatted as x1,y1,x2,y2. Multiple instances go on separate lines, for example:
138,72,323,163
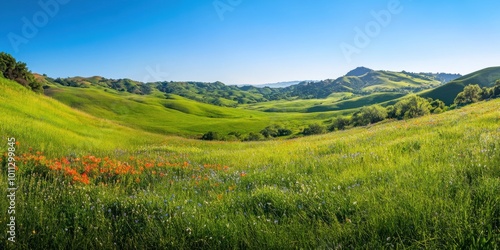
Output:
43,67,461,108
421,66,500,105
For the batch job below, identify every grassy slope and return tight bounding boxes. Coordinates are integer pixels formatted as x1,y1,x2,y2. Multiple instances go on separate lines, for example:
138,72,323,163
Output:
1,77,500,248
358,71,442,91
44,84,342,136
0,77,168,156
421,66,500,105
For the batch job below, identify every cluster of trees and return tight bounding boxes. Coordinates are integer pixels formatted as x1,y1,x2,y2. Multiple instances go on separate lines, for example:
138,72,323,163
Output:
156,81,290,106
53,77,152,95
329,95,445,131
201,124,293,142
454,82,500,106
0,52,43,92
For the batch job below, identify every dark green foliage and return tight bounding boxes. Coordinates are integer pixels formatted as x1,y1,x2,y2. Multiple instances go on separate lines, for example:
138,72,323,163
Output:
53,77,152,95
260,125,292,138
328,117,351,131
351,105,388,126
493,80,500,97
0,52,42,92
201,131,220,141
393,95,431,119
428,98,447,114
302,124,326,136
454,84,483,106
244,132,264,141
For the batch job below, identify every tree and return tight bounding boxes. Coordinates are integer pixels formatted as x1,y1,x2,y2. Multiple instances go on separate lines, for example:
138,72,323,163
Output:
201,131,220,141
244,132,263,141
394,95,431,119
260,125,292,138
428,98,446,114
493,80,500,97
0,52,42,92
302,123,326,136
329,117,350,131
351,105,388,126
454,84,482,106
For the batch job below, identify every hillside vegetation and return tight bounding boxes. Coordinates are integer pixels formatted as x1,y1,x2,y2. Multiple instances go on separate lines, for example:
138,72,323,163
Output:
421,66,500,104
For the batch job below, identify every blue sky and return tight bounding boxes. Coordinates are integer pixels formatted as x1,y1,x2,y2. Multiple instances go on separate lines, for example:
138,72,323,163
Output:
1,0,499,85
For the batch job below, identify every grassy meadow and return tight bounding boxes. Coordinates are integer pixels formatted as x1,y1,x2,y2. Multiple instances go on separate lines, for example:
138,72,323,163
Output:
1,76,499,249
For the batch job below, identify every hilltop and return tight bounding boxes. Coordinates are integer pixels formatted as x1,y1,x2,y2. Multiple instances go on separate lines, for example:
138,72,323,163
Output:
421,66,500,104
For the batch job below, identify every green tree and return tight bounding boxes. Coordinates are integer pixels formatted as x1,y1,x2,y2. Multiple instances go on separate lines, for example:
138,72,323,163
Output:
245,132,263,141
302,123,326,136
394,95,431,119
428,98,446,114
454,84,482,106
329,117,350,131
0,52,42,92
201,131,220,141
351,105,388,126
493,80,500,97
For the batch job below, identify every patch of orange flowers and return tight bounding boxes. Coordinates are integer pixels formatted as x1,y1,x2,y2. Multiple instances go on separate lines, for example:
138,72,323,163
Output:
2,149,239,186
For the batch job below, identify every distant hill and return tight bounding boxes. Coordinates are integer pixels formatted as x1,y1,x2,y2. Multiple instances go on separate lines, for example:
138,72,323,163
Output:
252,81,314,88
345,66,374,76
421,67,500,105
285,68,458,99
41,67,462,107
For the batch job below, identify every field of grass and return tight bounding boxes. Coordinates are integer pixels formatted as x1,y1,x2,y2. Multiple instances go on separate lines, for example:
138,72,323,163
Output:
1,75,499,249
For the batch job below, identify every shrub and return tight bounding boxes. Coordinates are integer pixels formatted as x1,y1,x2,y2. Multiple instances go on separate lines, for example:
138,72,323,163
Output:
201,131,220,141
329,117,351,131
454,84,482,106
245,132,263,141
260,125,293,138
394,95,431,119
351,105,388,126
302,124,326,136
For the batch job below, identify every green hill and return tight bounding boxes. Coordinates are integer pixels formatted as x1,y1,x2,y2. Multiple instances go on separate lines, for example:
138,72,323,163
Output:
421,66,500,105
0,77,168,155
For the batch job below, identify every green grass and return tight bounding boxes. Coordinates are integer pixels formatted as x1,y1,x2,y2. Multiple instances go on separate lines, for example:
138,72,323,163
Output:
1,76,500,249
44,83,358,136
241,92,355,112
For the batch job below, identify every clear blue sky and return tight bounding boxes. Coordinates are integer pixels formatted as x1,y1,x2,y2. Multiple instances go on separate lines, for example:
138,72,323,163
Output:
1,0,499,85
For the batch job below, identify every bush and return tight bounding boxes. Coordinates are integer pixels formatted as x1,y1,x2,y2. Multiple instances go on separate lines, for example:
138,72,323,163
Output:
302,124,326,136
454,84,482,106
245,132,263,141
394,95,431,119
351,105,387,126
429,98,447,114
329,117,351,131
201,131,220,141
260,125,293,138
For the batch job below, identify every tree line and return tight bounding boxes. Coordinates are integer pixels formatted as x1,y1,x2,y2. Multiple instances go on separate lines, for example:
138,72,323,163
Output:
0,52,43,92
